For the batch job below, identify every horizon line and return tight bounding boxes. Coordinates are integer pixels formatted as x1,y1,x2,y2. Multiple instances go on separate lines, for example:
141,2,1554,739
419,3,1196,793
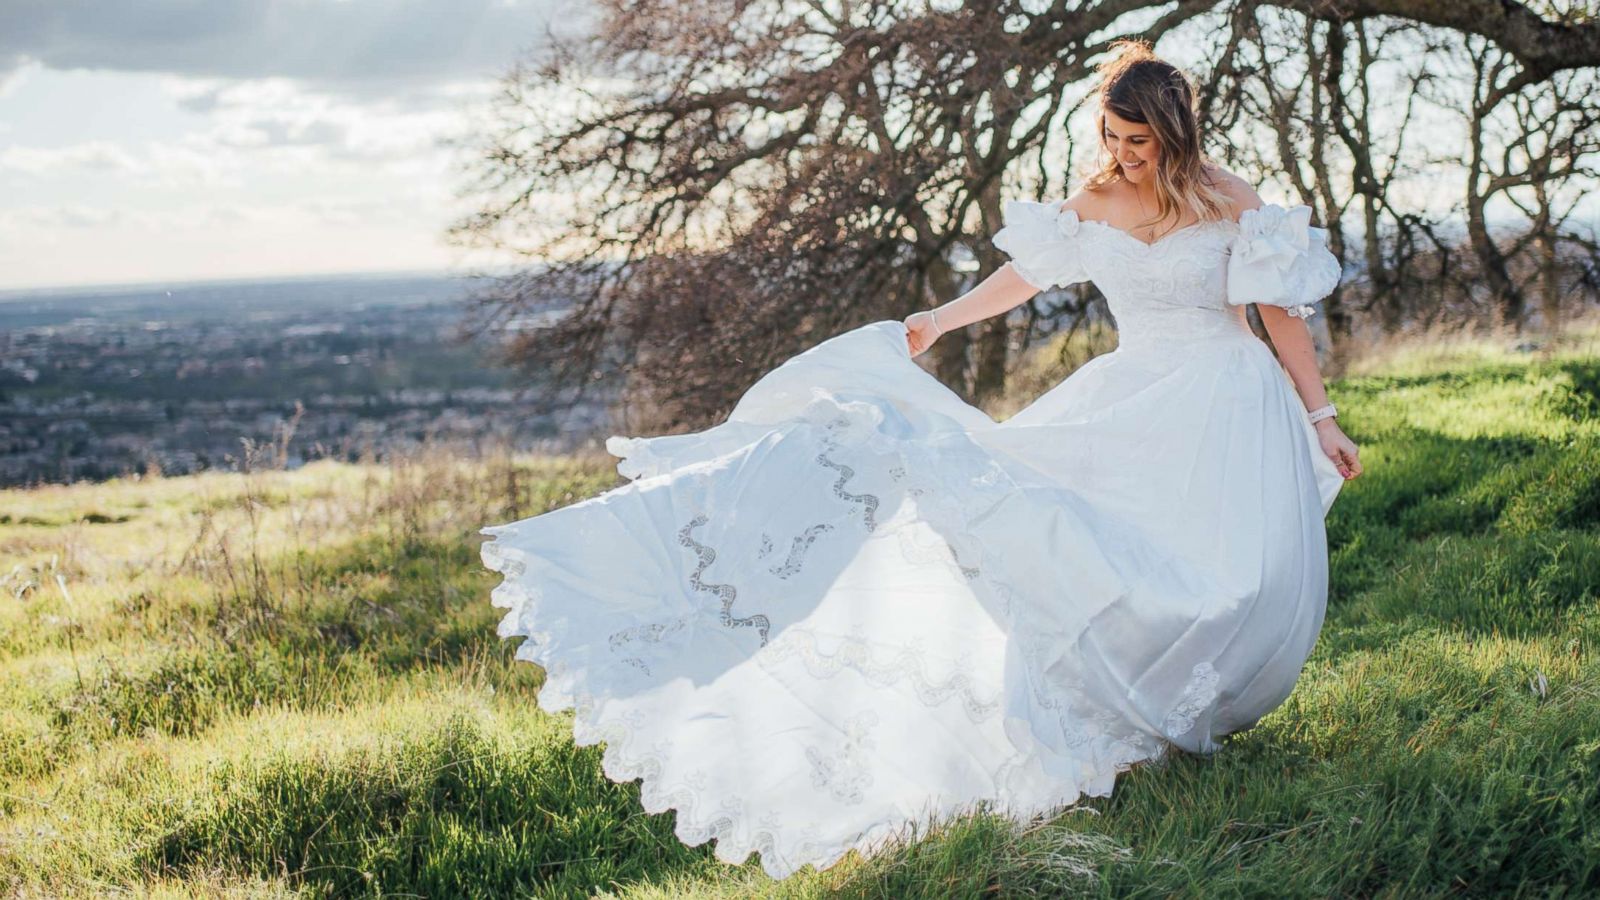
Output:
0,264,529,299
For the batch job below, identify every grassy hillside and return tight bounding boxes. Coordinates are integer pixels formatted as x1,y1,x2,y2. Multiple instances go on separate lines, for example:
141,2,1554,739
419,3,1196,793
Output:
2,323,1598,898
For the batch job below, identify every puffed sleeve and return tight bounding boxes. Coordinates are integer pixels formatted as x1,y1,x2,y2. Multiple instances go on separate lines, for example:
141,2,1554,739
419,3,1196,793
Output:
992,199,1091,291
1225,203,1343,319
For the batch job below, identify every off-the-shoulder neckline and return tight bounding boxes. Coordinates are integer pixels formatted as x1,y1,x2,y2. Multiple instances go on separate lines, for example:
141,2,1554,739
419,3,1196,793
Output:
1044,199,1306,249
1076,216,1238,249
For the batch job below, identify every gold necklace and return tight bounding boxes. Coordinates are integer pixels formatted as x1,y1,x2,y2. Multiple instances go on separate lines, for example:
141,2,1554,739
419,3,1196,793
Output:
1133,182,1155,242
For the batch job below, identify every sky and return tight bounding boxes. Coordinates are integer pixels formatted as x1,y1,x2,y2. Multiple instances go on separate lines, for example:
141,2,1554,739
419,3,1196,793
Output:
0,0,583,290
2,3,1590,292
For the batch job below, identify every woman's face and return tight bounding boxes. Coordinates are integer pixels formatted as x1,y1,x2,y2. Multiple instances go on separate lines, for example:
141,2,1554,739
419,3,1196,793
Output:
1102,108,1159,183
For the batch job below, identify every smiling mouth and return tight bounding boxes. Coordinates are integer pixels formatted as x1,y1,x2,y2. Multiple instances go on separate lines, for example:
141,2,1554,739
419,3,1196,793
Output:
1123,160,1145,169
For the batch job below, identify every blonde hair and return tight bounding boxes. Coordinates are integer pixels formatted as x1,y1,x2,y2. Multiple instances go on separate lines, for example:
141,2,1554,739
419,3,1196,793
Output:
1081,40,1232,234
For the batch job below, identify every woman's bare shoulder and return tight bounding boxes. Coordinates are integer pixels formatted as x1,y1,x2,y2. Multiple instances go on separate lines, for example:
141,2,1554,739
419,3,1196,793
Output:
1056,181,1118,217
1203,164,1264,220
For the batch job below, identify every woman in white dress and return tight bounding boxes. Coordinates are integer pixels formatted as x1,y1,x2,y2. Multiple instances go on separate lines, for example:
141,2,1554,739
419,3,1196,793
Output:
479,41,1363,880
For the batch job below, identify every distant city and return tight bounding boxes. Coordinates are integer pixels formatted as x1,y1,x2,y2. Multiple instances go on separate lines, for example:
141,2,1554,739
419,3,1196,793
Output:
0,272,612,488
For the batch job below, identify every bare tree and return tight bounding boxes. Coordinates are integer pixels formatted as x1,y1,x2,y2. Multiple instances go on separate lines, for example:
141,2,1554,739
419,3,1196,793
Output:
448,0,1222,430
448,0,1600,434
1199,1,1599,339
1454,33,1600,330
1272,0,1600,74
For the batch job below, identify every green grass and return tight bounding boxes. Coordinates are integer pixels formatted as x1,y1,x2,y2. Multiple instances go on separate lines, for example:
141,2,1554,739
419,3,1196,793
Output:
2,323,1598,898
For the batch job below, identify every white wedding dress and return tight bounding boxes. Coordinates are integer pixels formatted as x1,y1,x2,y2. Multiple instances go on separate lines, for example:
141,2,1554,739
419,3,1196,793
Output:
479,199,1347,879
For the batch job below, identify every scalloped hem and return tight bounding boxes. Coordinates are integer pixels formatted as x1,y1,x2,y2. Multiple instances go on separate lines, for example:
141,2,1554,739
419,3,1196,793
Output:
480,388,1181,879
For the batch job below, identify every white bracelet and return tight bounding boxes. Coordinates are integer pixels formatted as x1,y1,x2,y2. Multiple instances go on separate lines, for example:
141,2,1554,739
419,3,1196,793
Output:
930,309,945,336
1307,403,1337,424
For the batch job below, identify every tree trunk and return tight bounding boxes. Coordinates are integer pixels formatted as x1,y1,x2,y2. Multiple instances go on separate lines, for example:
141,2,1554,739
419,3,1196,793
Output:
971,316,1010,409
1466,196,1525,329
923,255,971,398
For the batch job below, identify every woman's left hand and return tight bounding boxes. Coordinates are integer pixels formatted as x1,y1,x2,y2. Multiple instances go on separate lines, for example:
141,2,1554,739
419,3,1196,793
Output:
1316,419,1362,480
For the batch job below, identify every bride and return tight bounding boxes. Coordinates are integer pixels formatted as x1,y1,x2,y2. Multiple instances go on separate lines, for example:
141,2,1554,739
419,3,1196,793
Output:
479,41,1363,881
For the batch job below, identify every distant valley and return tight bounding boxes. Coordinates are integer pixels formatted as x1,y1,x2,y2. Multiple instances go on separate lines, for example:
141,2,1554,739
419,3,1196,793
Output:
0,272,609,487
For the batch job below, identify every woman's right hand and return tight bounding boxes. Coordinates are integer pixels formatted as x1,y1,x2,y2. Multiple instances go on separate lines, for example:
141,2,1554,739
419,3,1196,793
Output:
903,310,943,357
1315,418,1363,480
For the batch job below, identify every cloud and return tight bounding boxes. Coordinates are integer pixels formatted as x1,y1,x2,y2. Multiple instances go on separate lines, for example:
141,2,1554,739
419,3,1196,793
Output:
298,195,420,226
170,76,483,165
0,202,303,234
0,1,588,288
211,114,351,150
0,205,132,229
0,57,39,98
0,140,148,175
0,0,590,90
0,74,480,188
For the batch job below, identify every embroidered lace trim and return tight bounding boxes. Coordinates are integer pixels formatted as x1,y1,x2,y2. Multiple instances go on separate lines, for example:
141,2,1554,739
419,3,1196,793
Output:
756,627,1003,724
481,390,1203,878
1163,661,1221,738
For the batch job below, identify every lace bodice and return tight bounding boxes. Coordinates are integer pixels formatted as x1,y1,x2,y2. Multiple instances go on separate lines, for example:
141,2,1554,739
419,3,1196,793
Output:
992,199,1343,348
